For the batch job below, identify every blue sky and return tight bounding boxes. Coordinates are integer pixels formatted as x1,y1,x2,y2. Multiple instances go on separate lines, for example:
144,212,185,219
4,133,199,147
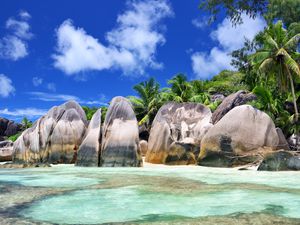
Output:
0,0,266,121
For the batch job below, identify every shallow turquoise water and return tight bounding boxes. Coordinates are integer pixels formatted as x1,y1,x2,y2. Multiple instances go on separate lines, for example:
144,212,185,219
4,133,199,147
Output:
1,165,300,224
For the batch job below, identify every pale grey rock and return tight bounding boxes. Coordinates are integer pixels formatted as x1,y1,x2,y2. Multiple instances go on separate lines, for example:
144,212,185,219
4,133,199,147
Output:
76,109,101,167
199,105,279,167
146,102,212,164
101,96,142,167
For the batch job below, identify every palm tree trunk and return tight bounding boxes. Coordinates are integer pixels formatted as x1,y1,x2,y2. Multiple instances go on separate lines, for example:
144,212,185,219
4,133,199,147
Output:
287,68,299,122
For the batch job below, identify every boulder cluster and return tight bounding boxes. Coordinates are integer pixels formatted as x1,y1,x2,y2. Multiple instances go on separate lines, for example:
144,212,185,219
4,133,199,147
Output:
2,91,299,170
11,97,142,167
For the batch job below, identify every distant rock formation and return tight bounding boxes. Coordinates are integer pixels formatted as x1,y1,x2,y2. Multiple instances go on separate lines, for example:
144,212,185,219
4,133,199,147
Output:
101,96,142,167
212,90,256,124
76,109,101,167
0,140,13,161
13,101,87,164
0,118,23,140
199,105,279,167
146,102,212,165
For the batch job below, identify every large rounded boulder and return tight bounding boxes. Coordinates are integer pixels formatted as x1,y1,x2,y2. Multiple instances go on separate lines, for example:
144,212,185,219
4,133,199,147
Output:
198,105,279,167
76,109,101,167
13,101,87,164
101,96,142,167
145,102,212,165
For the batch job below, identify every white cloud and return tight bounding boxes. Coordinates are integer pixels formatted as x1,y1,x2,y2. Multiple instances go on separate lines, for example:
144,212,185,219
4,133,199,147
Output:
191,13,266,80
53,0,172,76
19,10,31,20
6,18,33,40
0,108,47,119
27,92,107,106
0,74,15,98
47,83,56,92
32,76,43,87
0,11,32,61
192,17,208,29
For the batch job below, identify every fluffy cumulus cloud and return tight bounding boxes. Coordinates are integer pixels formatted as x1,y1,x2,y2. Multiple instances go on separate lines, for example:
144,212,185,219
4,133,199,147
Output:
191,13,266,80
0,74,15,97
0,11,33,61
53,0,173,76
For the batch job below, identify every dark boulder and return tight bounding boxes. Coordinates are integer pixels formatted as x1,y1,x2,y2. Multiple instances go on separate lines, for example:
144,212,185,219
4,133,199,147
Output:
211,90,256,124
258,150,300,171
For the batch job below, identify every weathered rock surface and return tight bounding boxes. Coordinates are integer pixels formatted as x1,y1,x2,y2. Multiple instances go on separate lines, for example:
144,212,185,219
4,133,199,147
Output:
146,102,212,165
199,105,279,167
165,141,200,165
0,140,13,161
76,109,101,167
258,150,300,171
101,96,142,167
287,134,300,151
211,90,256,124
276,128,290,150
139,140,148,156
13,101,87,164
0,117,23,140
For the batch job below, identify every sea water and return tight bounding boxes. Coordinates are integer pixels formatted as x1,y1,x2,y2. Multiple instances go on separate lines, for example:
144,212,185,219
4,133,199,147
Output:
0,164,300,224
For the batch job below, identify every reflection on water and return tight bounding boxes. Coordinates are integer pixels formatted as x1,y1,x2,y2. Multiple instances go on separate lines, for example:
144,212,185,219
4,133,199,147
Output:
0,165,300,224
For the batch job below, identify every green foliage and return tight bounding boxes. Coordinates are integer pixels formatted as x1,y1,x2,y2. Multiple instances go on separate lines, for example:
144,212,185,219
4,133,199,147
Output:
265,0,300,27
8,132,21,142
82,106,98,121
199,0,300,26
100,106,108,122
21,117,32,129
128,77,161,129
166,74,193,102
250,21,300,122
203,70,248,95
199,0,267,25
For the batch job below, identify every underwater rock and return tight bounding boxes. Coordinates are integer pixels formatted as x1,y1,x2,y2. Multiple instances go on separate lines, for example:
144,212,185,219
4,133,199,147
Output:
76,109,101,167
101,96,142,167
146,102,212,164
211,90,256,124
258,150,300,171
13,101,87,164
199,105,279,167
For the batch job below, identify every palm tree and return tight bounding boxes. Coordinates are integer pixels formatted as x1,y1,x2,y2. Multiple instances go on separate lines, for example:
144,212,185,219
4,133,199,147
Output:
166,73,193,102
21,117,32,129
250,21,300,121
128,77,161,129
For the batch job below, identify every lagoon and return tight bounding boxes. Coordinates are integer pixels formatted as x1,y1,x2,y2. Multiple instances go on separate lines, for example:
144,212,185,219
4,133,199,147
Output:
0,164,300,224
